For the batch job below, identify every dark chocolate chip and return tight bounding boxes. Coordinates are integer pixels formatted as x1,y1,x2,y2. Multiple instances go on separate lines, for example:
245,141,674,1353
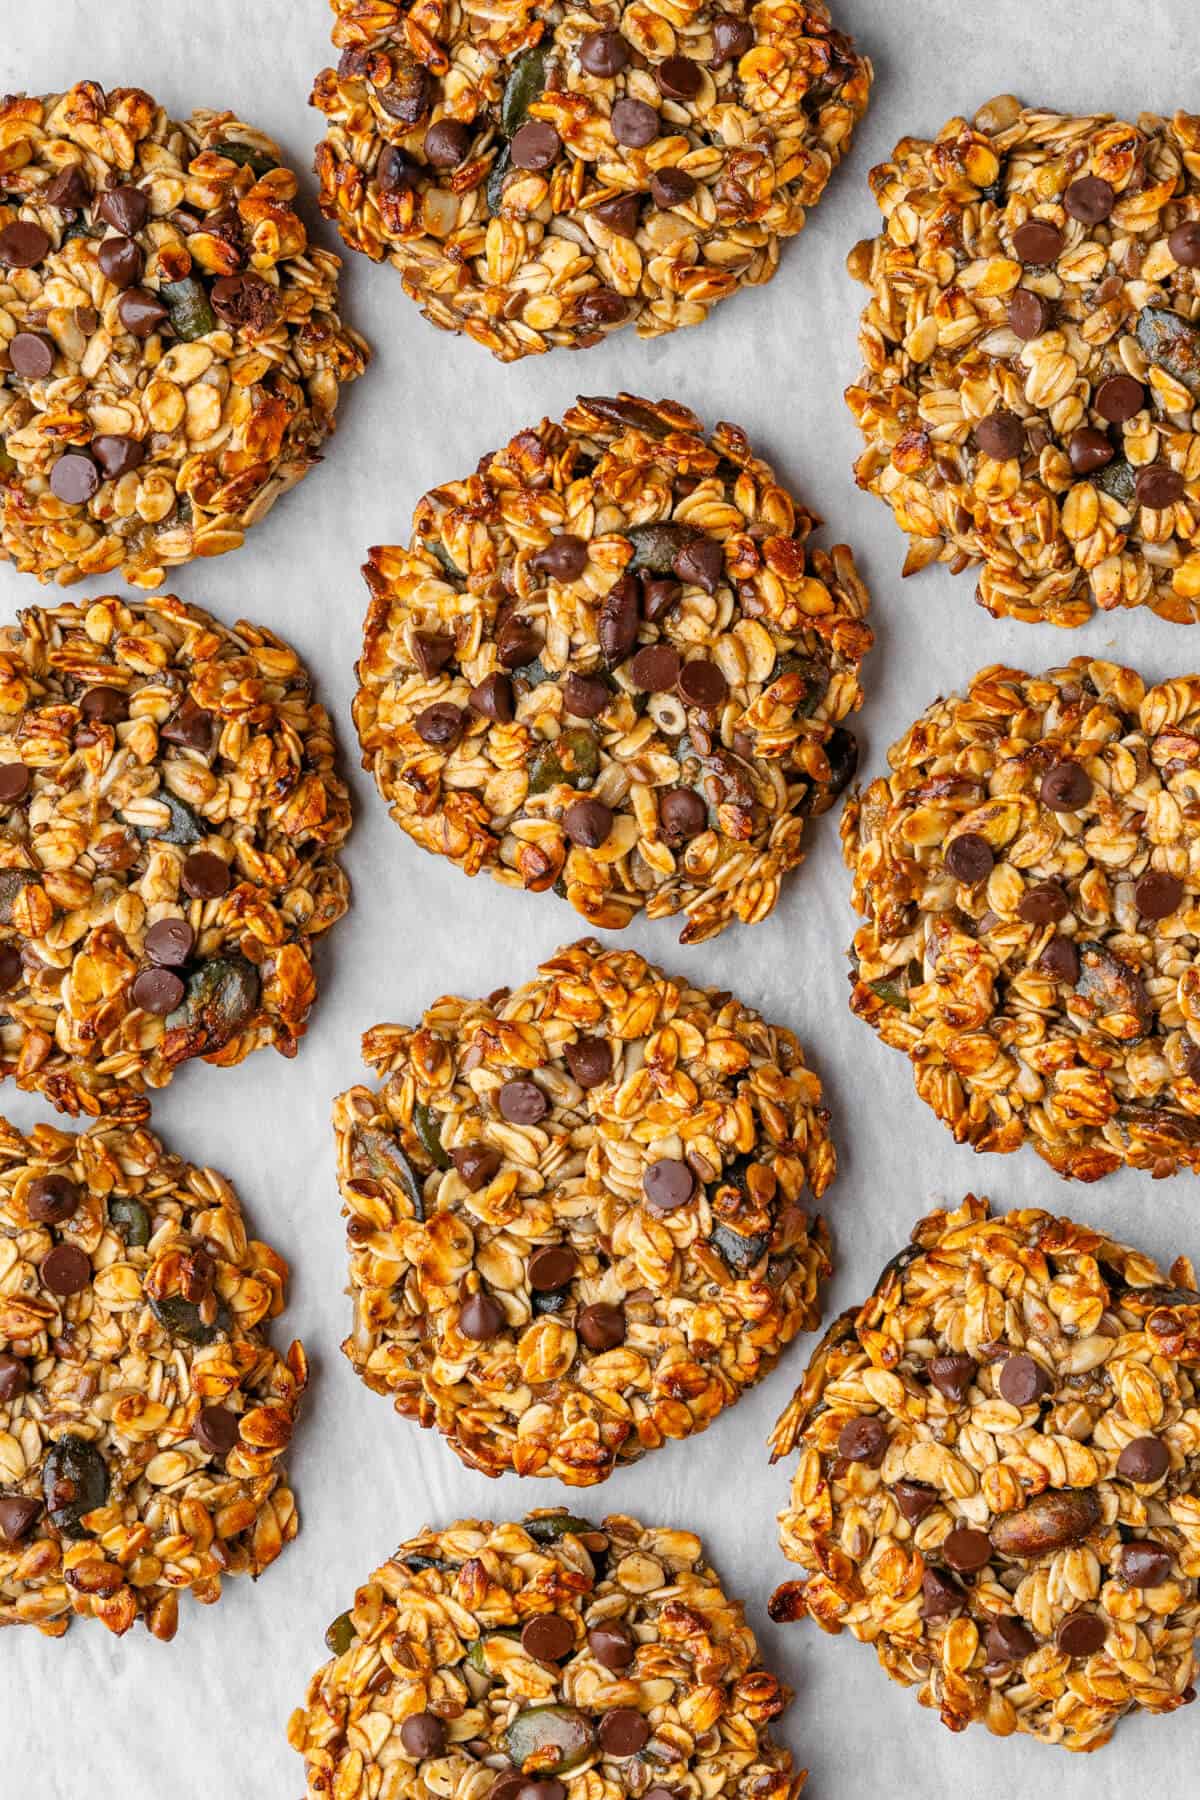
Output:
642,1159,694,1213
26,1175,81,1225
98,185,149,236
659,788,707,843
49,453,99,504
131,966,185,1015
424,120,473,168
529,1245,577,1291
1118,1541,1172,1588
1040,762,1092,812
1055,1611,1107,1657
451,1145,501,1192
1018,882,1069,925
0,221,51,268
97,234,144,288
181,851,230,900
588,1621,635,1669
1135,869,1183,920
564,1036,611,1089
562,673,611,719
498,1079,548,1126
943,1525,991,1572
974,409,1024,461
8,330,55,378
532,535,589,581
998,1353,1050,1406
459,1294,504,1342
577,1301,625,1349
579,29,630,77
837,1416,888,1465
415,702,466,747
598,1709,649,1756
1039,935,1080,983
40,1244,91,1297
470,673,514,723
944,833,993,884
563,798,612,848
1012,218,1064,264
650,168,696,208
91,434,146,479
1094,374,1144,422
1068,427,1114,474
510,121,561,173
611,99,660,148
116,287,169,337
1135,465,1185,509
985,1616,1037,1664
1008,289,1050,339
1116,1435,1170,1483
400,1713,447,1758
0,763,29,805
522,1614,576,1662
928,1354,977,1403
656,56,704,99
672,536,723,592
629,644,681,692
194,1403,239,1458
144,918,195,967
1063,176,1114,224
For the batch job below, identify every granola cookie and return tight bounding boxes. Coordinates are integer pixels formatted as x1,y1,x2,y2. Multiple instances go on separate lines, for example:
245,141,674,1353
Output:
0,1115,306,1639
290,1511,805,1799
0,81,367,588
769,1194,1200,1752
846,97,1200,626
843,658,1200,1182
0,592,352,1121
332,939,835,1484
354,393,872,945
311,0,870,361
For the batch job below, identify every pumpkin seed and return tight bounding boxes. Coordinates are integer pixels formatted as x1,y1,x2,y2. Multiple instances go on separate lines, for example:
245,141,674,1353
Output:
215,142,279,176
42,1434,109,1538
1136,305,1200,396
161,277,218,342
710,1223,770,1275
148,1291,232,1345
129,792,205,846
1092,456,1137,507
771,652,830,717
351,1126,425,1219
527,729,600,795
413,1102,450,1171
625,522,694,575
108,1195,151,1249
467,1627,521,1673
0,869,33,923
524,1513,594,1544
487,144,512,216
505,1705,594,1775
168,956,260,1049
868,978,910,1011
500,48,547,136
324,1611,356,1656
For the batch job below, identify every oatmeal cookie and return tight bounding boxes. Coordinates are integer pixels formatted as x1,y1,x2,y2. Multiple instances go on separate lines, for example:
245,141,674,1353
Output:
354,392,872,945
843,658,1200,1182
0,592,352,1121
0,81,367,587
769,1194,1200,1752
846,98,1200,625
290,1511,805,1799
332,938,835,1484
311,0,870,361
0,1115,306,1639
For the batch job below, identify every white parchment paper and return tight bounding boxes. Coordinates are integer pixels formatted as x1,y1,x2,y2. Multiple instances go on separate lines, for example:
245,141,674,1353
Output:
5,3,1200,1794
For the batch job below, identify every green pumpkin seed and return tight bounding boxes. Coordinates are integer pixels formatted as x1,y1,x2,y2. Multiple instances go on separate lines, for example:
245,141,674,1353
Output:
148,1291,232,1345
129,792,205,846
709,1223,770,1275
214,142,280,176
625,522,693,575
527,729,600,796
1136,305,1200,396
42,1435,110,1537
0,441,15,476
0,869,33,924
867,978,910,1011
401,1553,454,1572
487,144,512,216
1092,456,1137,507
167,956,260,1050
161,277,218,342
413,1102,450,1171
467,1627,521,1673
505,1705,595,1775
108,1195,151,1249
324,1611,356,1656
770,653,830,717
428,539,463,579
500,48,547,137
524,1513,594,1544
351,1126,425,1220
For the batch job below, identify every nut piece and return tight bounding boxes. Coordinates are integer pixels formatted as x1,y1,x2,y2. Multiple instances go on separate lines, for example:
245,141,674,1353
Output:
355,393,872,944
332,938,836,1484
0,82,367,587
770,1194,1200,1752
846,101,1200,624
843,658,1200,1180
289,1514,805,1800
0,1115,306,1638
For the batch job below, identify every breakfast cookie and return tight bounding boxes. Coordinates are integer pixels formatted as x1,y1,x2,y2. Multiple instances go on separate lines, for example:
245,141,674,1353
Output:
769,1194,1200,1752
0,592,352,1121
332,938,835,1484
290,1511,806,1798
0,1115,306,1639
0,81,367,587
311,0,870,360
843,657,1200,1181
354,392,872,945
846,98,1200,625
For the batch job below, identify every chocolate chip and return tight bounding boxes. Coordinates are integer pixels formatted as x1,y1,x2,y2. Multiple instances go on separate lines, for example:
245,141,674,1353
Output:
195,1403,239,1457
711,13,754,62
451,1145,501,1191
928,1354,977,1403
99,185,149,236
400,1713,447,1758
562,673,611,718
40,1244,91,1297
0,763,29,805
1039,935,1080,983
974,409,1024,460
565,1036,611,1089
921,1568,964,1619
510,121,561,172
986,1616,1037,1664
117,287,169,337
1008,289,1050,339
97,234,144,288
1055,1611,1107,1657
611,99,660,148
1117,1435,1170,1483
589,1621,635,1669
43,165,91,209
160,696,216,753
529,1246,577,1292
413,631,456,678
640,576,680,623
1094,374,1144,422
893,1479,938,1524
516,1785,565,1800
579,29,630,76
91,434,146,479
211,274,280,333
532,534,589,581
642,1158,694,1213
1040,761,1092,812
591,194,641,237
8,330,55,378
470,673,514,722
998,1353,1050,1406
1018,882,1069,925
181,851,230,900
837,1416,888,1465
49,453,99,504
598,575,640,665
0,945,21,993
424,119,473,168
564,798,612,848
79,685,127,724
131,966,185,1015
1012,218,1064,264
1135,465,1185,508
522,1614,575,1662
0,1354,30,1402
144,918,195,967
944,833,993,885
0,1496,40,1542
677,658,728,709
1119,1541,1172,1587
1064,176,1114,225
379,146,421,192
497,616,542,669
1168,221,1200,268
1135,869,1184,919
943,1525,991,1572
0,221,51,268
498,1079,548,1125
650,168,696,208
657,56,704,99
599,1709,649,1757
578,1301,625,1349
26,1175,81,1225
673,536,723,592
660,788,707,843
577,290,628,327
630,644,681,692
490,1777,526,1800
459,1294,504,1341
1068,427,1114,474
415,702,466,746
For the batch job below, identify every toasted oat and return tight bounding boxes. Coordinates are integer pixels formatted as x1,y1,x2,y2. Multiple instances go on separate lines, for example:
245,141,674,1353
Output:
769,1194,1200,1752
846,98,1200,625
0,1114,306,1639
842,657,1200,1181
290,1510,805,1800
332,939,834,1484
354,392,872,945
0,592,352,1121
310,0,870,360
0,81,367,588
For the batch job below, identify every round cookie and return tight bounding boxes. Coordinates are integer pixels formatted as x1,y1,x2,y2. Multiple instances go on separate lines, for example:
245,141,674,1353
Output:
846,98,1200,625
290,1511,805,1798
0,1115,306,1638
0,81,367,588
354,392,872,945
769,1194,1200,1752
0,592,352,1120
311,0,870,360
332,938,835,1484
843,657,1200,1181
